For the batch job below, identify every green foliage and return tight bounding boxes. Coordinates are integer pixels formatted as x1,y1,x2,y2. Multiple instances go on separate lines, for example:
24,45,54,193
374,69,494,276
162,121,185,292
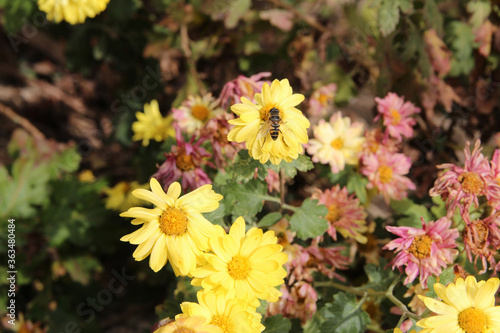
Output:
266,155,314,178
320,292,371,333
467,1,491,29
347,173,368,204
424,0,444,36
378,0,401,37
446,21,476,77
62,256,103,285
219,179,267,222
289,198,328,240
263,315,292,333
426,266,455,298
363,260,395,292
228,150,267,183
258,212,283,227
0,0,37,32
390,199,433,228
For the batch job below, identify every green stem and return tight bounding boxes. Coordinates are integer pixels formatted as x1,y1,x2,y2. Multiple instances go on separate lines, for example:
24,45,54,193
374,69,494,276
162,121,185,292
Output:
261,194,298,212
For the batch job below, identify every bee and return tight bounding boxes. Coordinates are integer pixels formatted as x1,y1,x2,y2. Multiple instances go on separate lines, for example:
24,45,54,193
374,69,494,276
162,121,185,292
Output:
257,107,293,146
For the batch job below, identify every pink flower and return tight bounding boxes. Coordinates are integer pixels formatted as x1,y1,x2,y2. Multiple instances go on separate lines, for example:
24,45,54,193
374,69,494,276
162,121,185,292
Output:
463,212,500,274
429,140,500,217
265,169,280,193
361,150,416,202
311,185,368,243
383,217,459,288
266,282,318,325
198,113,242,168
217,72,271,110
308,83,337,116
374,92,420,142
153,128,212,192
305,239,350,280
492,149,500,184
362,128,399,156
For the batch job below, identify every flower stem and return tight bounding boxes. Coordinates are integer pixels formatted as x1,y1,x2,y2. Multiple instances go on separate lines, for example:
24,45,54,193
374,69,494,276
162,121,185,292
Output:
279,168,285,212
180,23,207,96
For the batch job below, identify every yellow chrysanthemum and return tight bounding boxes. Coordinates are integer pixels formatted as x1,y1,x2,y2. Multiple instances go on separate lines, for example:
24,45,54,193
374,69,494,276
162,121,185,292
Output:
154,315,222,333
306,112,365,173
78,169,95,183
417,276,500,333
103,181,149,212
192,217,288,307
38,0,110,24
179,291,264,333
132,99,175,146
120,178,223,275
173,94,223,135
227,79,309,165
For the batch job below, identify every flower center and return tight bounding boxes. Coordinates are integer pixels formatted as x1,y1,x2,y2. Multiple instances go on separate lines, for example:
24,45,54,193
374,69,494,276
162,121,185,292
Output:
227,255,251,280
331,138,344,150
390,109,401,125
173,328,195,333
159,207,188,236
378,166,393,183
176,153,195,171
458,307,488,333
326,204,343,222
408,235,432,259
191,105,210,121
458,172,484,195
211,314,232,333
318,93,329,105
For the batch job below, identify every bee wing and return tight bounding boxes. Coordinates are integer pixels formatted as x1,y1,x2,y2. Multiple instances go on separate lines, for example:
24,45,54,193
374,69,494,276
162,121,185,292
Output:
279,121,298,147
257,121,271,140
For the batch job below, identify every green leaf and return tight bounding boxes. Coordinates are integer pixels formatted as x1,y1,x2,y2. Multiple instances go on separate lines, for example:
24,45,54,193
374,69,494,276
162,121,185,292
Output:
378,0,400,37
467,1,491,29
363,259,395,292
424,0,444,36
425,266,455,298
229,150,265,183
446,21,476,77
346,173,368,204
202,203,226,227
390,199,433,228
289,199,328,240
263,315,292,333
62,256,103,285
266,155,314,179
320,292,371,333
221,179,267,221
258,212,282,227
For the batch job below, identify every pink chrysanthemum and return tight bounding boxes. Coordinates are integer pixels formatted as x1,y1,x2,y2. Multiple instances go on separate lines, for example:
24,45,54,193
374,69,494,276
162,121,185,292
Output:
266,282,318,325
311,185,368,244
198,113,242,168
308,83,337,116
492,149,500,184
153,128,212,192
361,150,416,202
463,212,500,274
383,217,459,288
429,140,500,218
362,128,399,156
374,92,420,142
217,72,271,110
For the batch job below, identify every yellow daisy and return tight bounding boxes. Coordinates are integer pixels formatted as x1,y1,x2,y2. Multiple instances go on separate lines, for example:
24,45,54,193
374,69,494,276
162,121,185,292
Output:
417,276,500,333
192,217,288,307
38,0,110,24
179,291,264,333
154,315,222,333
227,79,310,165
132,99,175,146
173,94,223,135
120,178,223,275
306,112,365,173
103,181,149,212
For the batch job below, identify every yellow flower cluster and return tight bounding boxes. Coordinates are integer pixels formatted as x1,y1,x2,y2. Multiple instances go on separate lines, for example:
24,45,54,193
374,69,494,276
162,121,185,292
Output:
227,79,310,165
132,100,175,146
38,0,110,25
120,179,288,333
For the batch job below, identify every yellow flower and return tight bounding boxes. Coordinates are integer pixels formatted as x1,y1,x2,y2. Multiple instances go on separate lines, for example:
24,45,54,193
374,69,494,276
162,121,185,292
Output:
179,291,264,333
173,94,223,135
192,217,288,307
103,181,149,212
417,276,500,333
38,0,110,24
120,178,223,275
78,169,95,183
227,79,309,165
132,100,175,146
306,112,365,173
154,315,222,333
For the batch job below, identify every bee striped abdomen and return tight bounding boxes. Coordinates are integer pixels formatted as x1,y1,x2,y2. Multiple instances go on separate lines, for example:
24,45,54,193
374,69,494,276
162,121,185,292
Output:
269,107,281,141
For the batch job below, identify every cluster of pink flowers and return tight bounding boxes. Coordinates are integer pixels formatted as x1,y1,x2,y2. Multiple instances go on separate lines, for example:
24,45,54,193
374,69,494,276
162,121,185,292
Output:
266,221,349,324
359,93,419,202
152,72,273,190
429,140,500,273
383,217,459,288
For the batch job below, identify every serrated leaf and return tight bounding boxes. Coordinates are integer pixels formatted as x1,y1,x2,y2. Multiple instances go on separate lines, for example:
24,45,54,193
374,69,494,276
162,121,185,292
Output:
229,150,264,183
320,292,371,333
221,179,267,221
266,155,313,179
424,0,444,36
202,203,226,227
425,266,455,298
363,260,395,292
446,21,476,77
390,199,432,228
289,198,328,240
467,1,491,29
263,315,292,333
258,212,282,227
378,0,400,37
346,174,368,204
